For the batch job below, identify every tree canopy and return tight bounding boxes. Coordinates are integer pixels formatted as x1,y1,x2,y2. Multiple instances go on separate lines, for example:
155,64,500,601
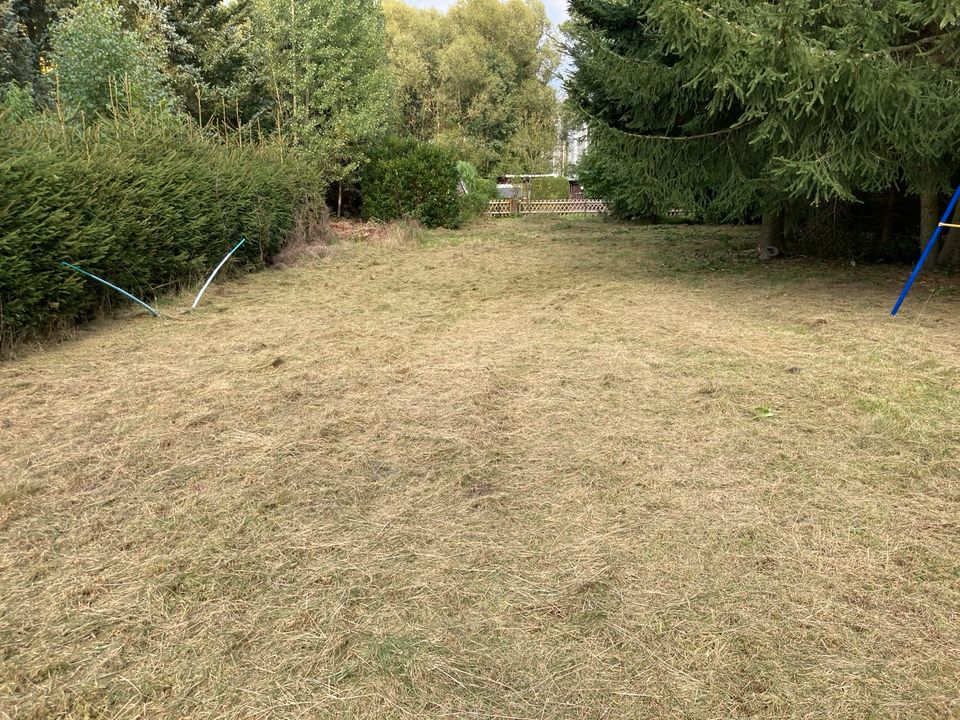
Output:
49,0,169,117
565,0,960,258
384,0,559,175
254,0,392,177
2,0,560,188
160,0,265,129
1,0,34,88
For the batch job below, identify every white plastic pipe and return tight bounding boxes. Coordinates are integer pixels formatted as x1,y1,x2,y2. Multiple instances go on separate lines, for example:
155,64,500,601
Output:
192,238,246,309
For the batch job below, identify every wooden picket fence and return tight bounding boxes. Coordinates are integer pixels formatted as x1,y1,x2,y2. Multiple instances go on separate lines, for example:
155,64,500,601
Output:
488,198,609,216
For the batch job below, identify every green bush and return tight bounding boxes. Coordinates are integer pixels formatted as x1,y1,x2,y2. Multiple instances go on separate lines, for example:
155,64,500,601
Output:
456,160,496,221
0,113,326,346
360,137,461,228
529,175,569,201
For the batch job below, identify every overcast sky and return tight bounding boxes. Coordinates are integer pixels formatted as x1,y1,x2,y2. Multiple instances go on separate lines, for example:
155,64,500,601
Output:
404,0,569,27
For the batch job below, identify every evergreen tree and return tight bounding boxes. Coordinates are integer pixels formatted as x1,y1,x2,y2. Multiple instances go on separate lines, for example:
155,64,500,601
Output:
565,0,960,258
0,0,34,89
9,0,68,59
2,0,74,99
159,0,266,130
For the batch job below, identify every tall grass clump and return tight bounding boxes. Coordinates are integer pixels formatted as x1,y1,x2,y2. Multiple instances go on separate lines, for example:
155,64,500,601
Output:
0,100,327,348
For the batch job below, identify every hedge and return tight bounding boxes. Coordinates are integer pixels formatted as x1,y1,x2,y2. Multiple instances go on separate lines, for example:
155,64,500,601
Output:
0,114,324,346
456,160,497,221
529,175,570,201
360,137,461,228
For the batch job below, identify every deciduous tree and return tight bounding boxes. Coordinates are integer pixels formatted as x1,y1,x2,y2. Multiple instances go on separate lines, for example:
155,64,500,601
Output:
253,0,392,178
384,0,559,175
49,0,169,118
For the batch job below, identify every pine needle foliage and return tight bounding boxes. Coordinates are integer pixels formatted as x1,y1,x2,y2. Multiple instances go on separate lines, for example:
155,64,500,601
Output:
565,0,960,224
0,109,326,346
0,0,33,89
162,0,266,131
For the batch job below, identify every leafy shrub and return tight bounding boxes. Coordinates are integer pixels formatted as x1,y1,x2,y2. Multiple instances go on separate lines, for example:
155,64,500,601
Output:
0,112,326,346
360,137,461,228
529,175,570,201
456,160,496,221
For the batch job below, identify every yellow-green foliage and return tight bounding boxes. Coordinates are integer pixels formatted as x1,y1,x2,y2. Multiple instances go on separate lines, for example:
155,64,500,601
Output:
529,175,570,201
456,160,496,221
0,113,325,345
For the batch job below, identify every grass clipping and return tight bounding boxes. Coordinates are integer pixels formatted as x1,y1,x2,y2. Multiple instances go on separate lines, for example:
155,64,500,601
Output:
274,207,424,268
1,217,959,719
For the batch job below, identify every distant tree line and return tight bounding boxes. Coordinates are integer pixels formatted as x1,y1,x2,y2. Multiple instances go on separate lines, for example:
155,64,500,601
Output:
565,0,960,264
0,0,560,180
384,0,559,175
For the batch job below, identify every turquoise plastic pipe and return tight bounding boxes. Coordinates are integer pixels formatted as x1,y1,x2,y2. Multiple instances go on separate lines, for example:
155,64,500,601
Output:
60,262,159,317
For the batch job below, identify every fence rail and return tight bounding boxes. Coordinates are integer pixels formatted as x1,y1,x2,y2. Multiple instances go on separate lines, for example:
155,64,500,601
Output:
488,199,609,217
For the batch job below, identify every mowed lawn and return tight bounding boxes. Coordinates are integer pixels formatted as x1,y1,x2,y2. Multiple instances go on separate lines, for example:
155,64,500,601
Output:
2,217,959,719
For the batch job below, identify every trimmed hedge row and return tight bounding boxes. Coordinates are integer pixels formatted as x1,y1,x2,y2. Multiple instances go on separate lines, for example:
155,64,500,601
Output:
456,160,497,219
0,116,323,345
529,175,570,201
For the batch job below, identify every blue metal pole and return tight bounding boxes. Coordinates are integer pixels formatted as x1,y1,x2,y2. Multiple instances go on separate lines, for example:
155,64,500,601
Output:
60,262,160,317
891,184,960,316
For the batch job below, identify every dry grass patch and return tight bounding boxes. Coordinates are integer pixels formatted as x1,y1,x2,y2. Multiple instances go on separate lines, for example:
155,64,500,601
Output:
2,217,960,719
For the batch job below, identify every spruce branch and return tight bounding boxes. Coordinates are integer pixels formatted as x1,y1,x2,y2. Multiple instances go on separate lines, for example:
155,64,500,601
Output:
577,104,755,141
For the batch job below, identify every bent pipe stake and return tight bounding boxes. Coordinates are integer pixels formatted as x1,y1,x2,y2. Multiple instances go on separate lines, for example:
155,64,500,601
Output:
891,184,960,316
192,238,246,309
60,262,159,317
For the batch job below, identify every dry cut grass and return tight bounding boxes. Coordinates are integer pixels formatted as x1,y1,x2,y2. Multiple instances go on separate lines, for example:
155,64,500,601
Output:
2,217,960,719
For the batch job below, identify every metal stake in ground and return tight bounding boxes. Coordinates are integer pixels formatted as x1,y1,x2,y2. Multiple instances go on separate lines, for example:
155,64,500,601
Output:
60,262,159,317
192,238,246,309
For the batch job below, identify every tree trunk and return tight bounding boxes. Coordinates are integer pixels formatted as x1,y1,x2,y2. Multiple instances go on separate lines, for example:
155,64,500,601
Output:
337,182,342,218
935,203,960,268
920,188,939,253
879,187,897,250
759,211,784,259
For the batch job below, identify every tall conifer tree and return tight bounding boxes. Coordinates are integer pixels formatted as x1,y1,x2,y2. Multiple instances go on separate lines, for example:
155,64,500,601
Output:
566,0,960,257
